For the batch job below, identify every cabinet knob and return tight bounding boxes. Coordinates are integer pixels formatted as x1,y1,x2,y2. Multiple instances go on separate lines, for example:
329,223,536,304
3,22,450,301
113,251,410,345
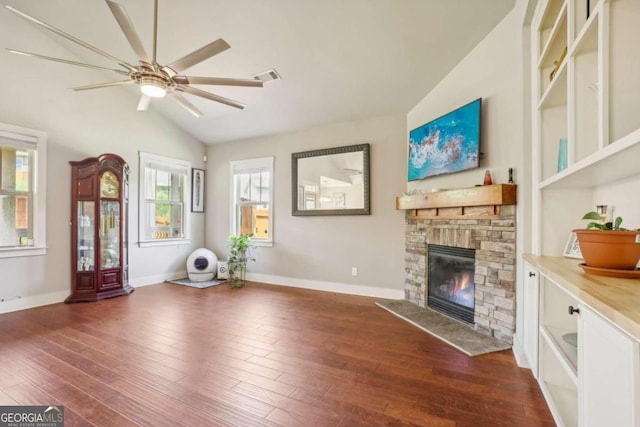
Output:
568,305,580,315
529,271,536,277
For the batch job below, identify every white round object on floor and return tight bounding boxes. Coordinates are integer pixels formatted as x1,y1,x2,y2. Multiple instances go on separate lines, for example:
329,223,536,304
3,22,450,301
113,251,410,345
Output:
187,248,218,282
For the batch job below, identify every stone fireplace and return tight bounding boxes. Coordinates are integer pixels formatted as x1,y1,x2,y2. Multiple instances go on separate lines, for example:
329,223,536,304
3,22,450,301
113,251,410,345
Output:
399,185,517,344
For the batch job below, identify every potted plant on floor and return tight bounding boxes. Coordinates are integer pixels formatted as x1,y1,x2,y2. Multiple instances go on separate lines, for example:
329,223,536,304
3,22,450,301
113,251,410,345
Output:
227,233,255,288
574,211,640,271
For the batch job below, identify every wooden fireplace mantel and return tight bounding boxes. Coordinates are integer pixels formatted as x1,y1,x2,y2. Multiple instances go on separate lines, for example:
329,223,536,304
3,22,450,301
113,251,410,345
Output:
396,184,517,220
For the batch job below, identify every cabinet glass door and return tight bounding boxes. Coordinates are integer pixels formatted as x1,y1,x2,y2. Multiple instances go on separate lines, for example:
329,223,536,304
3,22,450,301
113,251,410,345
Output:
100,201,120,269
77,201,95,271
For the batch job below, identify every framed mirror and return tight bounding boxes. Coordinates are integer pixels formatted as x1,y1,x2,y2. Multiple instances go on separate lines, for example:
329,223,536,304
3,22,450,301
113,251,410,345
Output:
292,143,370,216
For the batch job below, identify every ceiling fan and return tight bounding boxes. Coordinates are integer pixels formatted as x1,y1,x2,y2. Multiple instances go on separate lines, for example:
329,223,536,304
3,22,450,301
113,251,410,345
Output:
5,0,263,117
343,168,363,176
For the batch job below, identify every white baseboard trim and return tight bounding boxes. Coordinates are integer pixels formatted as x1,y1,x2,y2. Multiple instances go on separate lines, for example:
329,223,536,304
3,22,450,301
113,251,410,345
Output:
511,333,530,369
0,290,68,314
246,272,404,300
0,271,401,315
130,270,187,287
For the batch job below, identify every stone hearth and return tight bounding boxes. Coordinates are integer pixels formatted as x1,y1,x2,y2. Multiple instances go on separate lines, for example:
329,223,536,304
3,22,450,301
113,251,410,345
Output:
404,205,516,343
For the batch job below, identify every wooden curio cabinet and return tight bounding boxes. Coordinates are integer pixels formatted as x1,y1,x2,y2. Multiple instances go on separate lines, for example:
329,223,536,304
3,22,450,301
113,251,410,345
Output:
66,154,134,303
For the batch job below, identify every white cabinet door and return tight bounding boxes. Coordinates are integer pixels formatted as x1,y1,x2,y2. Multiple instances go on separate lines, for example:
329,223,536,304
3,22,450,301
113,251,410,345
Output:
578,305,640,427
523,262,540,376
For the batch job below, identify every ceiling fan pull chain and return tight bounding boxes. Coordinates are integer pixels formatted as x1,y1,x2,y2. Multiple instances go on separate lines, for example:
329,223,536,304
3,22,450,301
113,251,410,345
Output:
152,0,159,64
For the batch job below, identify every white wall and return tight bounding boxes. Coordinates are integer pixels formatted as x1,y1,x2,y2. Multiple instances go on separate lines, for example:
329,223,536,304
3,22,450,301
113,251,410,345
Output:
206,114,406,299
0,8,206,312
406,0,530,353
0,0,535,311
593,176,640,229
407,2,528,194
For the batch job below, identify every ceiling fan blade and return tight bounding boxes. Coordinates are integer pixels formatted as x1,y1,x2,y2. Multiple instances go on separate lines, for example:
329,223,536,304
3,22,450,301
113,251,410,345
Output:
5,5,137,72
176,76,263,88
178,85,246,109
165,39,230,74
106,0,150,63
72,80,134,91
137,94,151,111
6,49,130,76
168,91,203,118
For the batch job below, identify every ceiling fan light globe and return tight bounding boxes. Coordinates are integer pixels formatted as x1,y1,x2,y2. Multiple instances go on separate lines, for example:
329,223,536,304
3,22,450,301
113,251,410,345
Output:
140,76,168,98
141,84,166,97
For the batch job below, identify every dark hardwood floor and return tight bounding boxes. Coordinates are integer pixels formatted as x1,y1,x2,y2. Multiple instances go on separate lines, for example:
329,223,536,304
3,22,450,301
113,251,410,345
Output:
0,282,553,426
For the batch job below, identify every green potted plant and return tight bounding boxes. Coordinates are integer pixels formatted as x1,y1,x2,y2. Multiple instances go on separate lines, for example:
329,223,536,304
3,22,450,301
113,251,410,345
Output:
227,233,255,288
574,211,640,270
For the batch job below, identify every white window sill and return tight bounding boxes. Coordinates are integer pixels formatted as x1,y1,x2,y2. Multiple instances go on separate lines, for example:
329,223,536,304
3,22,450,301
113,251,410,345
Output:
0,246,47,259
252,240,273,248
138,238,191,248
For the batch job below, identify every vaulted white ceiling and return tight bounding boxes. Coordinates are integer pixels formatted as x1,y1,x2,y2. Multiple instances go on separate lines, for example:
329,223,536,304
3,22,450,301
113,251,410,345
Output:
4,0,514,144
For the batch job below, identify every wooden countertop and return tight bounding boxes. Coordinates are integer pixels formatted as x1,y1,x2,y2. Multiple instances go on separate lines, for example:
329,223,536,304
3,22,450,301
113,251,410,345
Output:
523,254,640,342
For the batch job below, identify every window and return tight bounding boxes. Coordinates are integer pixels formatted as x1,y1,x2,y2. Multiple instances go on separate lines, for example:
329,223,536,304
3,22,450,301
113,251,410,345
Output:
230,157,274,246
139,152,190,247
0,123,47,258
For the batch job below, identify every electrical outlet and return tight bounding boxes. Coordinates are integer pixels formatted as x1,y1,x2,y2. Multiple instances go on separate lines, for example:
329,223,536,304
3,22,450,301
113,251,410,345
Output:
351,267,358,276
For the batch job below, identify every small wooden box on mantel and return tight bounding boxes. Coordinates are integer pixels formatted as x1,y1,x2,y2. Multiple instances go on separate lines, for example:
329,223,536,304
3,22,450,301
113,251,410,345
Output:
396,184,517,220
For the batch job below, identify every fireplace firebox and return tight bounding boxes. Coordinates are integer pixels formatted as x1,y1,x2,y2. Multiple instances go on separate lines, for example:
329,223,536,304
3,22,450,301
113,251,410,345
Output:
427,244,475,324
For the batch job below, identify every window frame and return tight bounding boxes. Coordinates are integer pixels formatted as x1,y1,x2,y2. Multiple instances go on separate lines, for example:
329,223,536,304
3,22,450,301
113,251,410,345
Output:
0,123,47,259
138,152,191,248
229,157,274,247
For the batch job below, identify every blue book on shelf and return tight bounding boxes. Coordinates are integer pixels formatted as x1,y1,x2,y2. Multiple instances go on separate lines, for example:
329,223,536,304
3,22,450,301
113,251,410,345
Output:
557,137,568,172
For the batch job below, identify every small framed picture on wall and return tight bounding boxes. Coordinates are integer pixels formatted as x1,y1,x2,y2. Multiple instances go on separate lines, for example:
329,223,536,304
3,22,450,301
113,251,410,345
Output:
191,168,205,213
563,232,583,259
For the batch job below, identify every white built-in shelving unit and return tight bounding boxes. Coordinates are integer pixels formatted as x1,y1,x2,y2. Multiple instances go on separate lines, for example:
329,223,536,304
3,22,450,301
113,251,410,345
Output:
525,0,640,425
531,0,640,255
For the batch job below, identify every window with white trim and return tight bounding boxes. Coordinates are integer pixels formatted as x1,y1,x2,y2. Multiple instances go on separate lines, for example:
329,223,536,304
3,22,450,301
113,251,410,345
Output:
230,157,273,245
139,152,190,247
0,123,47,258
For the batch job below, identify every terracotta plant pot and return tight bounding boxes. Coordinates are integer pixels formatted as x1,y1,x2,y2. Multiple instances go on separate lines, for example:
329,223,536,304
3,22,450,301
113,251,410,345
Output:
573,229,640,270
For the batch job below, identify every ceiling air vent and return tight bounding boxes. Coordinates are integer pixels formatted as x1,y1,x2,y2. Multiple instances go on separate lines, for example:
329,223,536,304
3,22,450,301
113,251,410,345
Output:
252,68,282,83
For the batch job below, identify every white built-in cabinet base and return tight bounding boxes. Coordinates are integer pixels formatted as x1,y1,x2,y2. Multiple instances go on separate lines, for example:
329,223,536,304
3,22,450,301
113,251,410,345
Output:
523,257,640,427
579,305,640,426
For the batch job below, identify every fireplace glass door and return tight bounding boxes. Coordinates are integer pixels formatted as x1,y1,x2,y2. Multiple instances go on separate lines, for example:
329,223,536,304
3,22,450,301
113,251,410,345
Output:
428,245,475,324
